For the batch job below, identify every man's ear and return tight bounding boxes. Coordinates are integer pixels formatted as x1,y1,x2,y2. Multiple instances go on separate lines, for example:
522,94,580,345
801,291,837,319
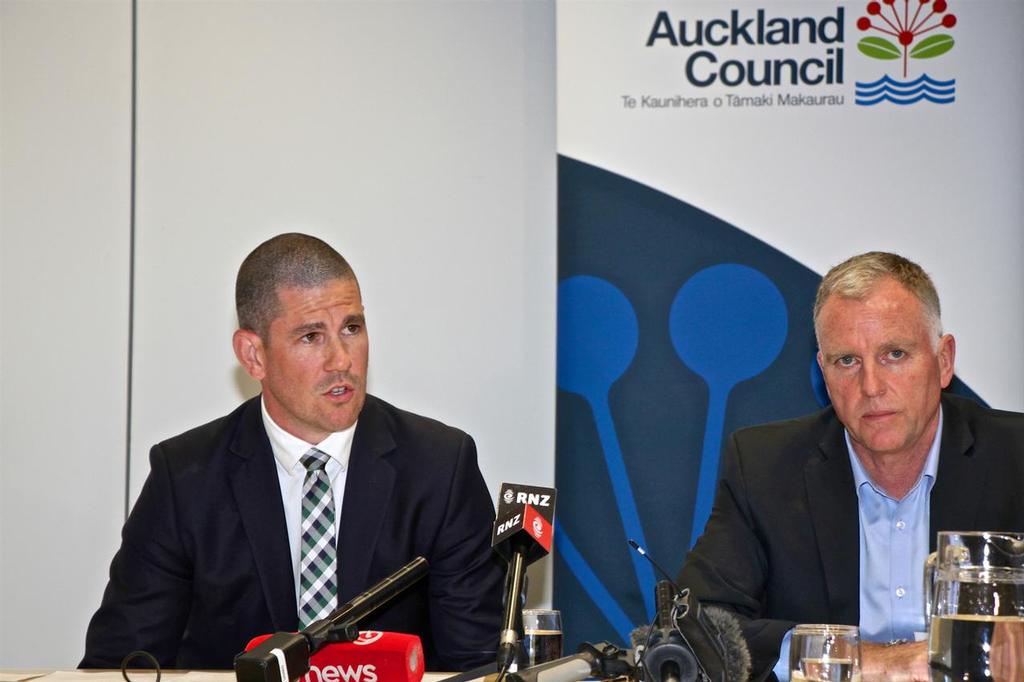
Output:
233,328,267,381
937,333,956,389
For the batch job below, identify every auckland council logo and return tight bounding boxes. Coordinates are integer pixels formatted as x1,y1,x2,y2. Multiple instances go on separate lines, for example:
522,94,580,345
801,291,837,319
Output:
854,0,957,105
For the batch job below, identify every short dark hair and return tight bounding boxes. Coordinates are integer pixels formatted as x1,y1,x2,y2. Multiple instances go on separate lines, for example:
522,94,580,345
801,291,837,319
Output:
236,233,356,338
813,251,942,343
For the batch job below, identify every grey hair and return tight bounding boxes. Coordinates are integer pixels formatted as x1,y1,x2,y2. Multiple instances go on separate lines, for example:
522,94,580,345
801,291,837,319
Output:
813,251,942,343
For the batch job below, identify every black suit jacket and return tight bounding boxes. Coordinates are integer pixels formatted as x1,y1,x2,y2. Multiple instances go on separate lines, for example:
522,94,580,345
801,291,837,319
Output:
678,394,1024,680
81,395,504,671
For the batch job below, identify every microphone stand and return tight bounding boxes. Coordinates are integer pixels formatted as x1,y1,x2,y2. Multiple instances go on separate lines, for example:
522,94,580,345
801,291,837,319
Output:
496,546,527,672
235,556,429,682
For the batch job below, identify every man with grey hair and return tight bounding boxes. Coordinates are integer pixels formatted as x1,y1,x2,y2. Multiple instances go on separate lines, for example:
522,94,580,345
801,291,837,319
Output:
82,233,504,672
678,252,1024,681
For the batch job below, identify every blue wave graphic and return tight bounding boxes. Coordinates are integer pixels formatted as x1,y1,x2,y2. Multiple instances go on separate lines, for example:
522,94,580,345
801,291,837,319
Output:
856,81,955,97
856,92,956,106
856,73,955,89
855,73,955,106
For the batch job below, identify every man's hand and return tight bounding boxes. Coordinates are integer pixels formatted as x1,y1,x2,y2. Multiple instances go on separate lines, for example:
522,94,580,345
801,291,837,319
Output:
861,640,929,682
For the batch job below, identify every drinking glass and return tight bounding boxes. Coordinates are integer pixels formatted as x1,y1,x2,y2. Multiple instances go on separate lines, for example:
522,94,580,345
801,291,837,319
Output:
789,624,861,681
521,608,563,667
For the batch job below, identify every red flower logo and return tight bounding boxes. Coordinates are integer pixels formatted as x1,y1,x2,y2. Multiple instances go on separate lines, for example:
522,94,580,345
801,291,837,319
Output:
857,0,957,77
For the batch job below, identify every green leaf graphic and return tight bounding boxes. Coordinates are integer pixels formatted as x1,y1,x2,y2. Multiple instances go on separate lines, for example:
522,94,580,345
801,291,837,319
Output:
857,36,901,60
911,34,955,59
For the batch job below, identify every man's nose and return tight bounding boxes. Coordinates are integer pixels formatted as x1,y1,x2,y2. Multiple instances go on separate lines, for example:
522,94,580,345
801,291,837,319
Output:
324,336,352,372
860,360,886,397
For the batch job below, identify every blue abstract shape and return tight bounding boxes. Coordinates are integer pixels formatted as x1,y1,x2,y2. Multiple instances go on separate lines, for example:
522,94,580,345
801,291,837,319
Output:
554,523,634,643
557,276,638,397
557,275,656,618
668,264,788,543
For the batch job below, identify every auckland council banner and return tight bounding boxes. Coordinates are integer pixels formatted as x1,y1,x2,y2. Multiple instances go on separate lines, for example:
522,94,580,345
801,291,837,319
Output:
554,0,1024,649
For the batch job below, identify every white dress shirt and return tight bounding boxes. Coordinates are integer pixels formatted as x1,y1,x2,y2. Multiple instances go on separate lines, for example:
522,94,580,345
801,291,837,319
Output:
261,397,356,606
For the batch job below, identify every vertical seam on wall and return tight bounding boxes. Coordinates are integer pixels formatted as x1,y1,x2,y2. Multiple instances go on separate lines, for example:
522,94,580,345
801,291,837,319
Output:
124,0,138,521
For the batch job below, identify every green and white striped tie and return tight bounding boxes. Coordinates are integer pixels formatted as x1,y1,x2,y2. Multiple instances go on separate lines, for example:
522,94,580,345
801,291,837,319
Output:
298,448,337,628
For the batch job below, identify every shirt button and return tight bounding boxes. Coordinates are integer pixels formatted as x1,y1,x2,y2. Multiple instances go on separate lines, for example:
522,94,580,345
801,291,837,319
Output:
896,587,906,598
896,520,906,530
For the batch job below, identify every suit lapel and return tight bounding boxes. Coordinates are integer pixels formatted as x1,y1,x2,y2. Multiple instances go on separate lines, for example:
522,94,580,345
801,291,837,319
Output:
229,398,299,630
929,396,980,551
806,416,861,623
337,396,397,601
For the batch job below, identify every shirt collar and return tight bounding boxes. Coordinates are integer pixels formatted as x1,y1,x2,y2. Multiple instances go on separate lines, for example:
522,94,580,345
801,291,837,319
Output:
261,396,357,474
846,405,943,497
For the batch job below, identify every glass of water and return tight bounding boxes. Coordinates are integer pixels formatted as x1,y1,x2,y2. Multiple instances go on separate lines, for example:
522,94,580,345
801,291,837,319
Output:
521,608,563,667
790,624,861,681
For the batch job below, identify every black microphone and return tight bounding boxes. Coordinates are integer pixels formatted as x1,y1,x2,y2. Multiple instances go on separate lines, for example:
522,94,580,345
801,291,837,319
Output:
641,580,701,682
234,556,429,682
491,483,557,672
628,539,683,594
502,641,633,682
628,541,751,682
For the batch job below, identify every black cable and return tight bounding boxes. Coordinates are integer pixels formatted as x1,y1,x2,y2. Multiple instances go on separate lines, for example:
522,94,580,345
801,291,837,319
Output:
120,650,160,682
636,607,661,681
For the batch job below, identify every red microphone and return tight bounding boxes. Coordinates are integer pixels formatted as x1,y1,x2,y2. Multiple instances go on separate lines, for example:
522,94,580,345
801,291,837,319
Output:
245,631,424,682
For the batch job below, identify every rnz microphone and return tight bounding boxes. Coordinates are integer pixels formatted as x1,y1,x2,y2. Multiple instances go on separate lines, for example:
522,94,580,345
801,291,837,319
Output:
491,483,557,671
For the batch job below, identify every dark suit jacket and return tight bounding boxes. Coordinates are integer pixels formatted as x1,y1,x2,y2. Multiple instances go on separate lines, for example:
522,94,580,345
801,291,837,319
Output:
81,394,504,671
677,394,1024,680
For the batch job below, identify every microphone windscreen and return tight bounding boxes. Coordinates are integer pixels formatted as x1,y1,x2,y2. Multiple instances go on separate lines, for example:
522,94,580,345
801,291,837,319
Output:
630,624,653,649
246,630,424,682
702,606,751,682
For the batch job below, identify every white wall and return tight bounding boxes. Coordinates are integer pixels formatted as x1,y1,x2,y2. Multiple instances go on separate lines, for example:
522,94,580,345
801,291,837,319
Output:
0,0,132,668
0,0,556,668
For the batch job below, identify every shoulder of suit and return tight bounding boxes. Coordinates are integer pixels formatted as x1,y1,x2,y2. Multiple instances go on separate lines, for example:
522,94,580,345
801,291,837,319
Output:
943,392,1024,440
943,391,1023,418
151,396,260,464
731,405,837,444
362,394,472,448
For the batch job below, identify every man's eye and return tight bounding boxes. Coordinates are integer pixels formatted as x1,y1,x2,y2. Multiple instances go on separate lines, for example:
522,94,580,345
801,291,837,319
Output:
888,349,906,360
837,356,857,367
342,324,361,336
301,333,320,344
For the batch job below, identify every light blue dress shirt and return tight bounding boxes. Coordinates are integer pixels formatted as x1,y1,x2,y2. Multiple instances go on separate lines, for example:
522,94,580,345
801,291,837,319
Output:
773,409,942,680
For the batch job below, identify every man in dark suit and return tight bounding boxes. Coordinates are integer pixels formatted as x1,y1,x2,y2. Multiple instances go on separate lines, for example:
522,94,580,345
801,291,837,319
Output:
678,252,1024,681
81,233,504,671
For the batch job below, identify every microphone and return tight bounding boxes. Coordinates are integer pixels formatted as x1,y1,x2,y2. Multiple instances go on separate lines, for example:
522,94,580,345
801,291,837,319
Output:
628,539,682,593
235,556,429,682
628,542,751,682
499,642,632,682
503,653,593,682
701,606,752,682
244,631,423,682
641,580,701,682
491,483,557,672
304,557,429,649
